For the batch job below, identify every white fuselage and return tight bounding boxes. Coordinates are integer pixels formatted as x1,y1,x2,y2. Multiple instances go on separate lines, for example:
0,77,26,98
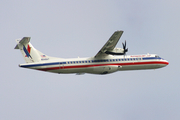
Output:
19,54,169,75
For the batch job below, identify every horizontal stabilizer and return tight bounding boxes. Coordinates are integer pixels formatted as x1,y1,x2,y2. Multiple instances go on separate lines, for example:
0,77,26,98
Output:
14,37,31,49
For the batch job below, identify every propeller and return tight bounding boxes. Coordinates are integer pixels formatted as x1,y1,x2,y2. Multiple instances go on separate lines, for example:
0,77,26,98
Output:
122,40,128,55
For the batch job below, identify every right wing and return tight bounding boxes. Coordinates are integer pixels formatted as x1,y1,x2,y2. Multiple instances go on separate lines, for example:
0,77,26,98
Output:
94,30,123,58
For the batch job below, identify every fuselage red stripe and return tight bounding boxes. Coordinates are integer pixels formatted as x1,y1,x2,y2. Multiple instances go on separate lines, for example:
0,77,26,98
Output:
37,61,168,71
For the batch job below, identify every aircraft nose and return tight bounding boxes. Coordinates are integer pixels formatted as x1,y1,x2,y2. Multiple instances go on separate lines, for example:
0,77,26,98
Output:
162,60,169,67
165,60,169,65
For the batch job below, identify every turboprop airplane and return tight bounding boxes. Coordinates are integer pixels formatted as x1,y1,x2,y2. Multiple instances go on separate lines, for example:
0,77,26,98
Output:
14,31,169,75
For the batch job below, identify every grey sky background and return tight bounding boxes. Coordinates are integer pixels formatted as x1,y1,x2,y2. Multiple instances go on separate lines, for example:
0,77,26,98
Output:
0,0,180,120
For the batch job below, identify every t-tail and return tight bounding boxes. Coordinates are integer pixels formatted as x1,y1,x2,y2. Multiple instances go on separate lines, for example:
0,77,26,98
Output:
14,37,50,63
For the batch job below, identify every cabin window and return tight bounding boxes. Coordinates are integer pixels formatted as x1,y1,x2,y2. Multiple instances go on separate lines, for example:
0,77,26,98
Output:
85,61,87,63
82,61,84,63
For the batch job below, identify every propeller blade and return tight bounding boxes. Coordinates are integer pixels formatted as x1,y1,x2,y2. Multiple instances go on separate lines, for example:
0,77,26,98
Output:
122,40,127,54
125,48,128,52
124,40,126,49
122,42,125,50
122,40,128,54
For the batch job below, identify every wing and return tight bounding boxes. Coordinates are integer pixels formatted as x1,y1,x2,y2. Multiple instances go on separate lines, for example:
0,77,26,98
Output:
94,30,123,58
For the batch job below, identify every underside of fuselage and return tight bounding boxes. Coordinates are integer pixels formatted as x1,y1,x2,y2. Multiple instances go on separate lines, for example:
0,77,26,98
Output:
44,64,167,75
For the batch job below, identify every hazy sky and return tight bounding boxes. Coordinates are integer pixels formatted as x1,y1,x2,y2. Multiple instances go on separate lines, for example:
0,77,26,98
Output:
1,0,180,120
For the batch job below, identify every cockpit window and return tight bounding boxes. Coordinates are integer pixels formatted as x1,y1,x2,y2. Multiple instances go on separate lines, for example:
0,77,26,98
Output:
155,55,163,59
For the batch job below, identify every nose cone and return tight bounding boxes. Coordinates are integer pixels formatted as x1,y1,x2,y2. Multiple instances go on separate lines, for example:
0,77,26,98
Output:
161,60,169,68
164,60,169,65
166,61,169,65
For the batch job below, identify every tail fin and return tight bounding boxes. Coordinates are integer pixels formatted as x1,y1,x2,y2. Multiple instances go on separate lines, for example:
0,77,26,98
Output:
14,37,48,63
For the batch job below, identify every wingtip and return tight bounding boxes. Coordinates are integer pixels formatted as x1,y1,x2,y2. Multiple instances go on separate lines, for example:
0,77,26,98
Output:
116,30,124,32
115,30,124,35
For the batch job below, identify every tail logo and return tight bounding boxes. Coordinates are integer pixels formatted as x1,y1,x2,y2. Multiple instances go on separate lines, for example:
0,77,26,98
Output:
23,44,31,58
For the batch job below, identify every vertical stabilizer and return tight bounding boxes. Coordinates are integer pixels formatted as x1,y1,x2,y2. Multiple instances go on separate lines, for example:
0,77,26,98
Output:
14,37,44,63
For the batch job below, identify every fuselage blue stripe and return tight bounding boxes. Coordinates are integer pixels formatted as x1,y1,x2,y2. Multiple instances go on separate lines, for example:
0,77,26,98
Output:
142,57,162,60
20,57,162,68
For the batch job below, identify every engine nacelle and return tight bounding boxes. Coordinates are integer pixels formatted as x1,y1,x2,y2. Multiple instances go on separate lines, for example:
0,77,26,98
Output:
110,48,124,53
105,48,125,55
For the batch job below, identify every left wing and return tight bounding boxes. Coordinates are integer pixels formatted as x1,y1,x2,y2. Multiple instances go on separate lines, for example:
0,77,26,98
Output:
94,30,123,58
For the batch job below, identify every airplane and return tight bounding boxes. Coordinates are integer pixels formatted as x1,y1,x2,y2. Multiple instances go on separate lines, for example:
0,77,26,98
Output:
14,30,169,75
